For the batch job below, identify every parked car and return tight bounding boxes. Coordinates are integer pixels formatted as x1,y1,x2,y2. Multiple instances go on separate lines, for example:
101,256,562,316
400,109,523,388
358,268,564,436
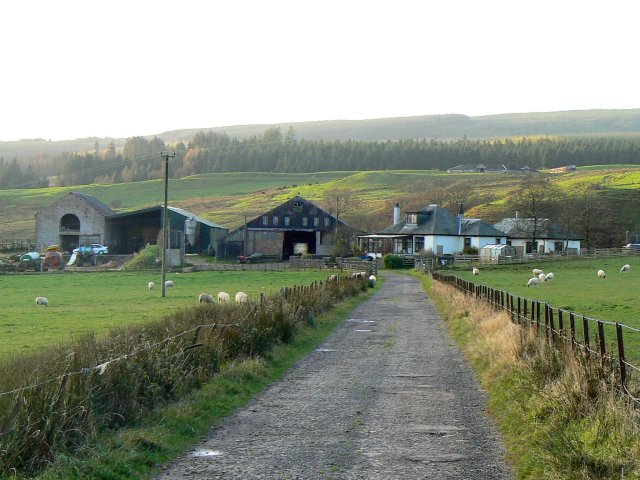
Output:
624,243,640,250
73,243,109,255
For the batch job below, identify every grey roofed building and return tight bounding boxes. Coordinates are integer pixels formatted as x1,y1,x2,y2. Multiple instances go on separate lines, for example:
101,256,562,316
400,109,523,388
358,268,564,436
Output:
493,218,580,240
379,204,504,238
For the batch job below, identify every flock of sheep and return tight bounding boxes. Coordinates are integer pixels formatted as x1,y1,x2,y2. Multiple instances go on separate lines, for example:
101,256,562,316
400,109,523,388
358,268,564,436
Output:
469,262,632,288
146,280,248,305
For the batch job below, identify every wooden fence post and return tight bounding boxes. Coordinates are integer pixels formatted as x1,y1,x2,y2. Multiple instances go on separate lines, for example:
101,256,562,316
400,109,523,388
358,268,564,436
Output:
517,296,521,324
583,317,590,359
616,323,627,390
570,312,576,347
549,306,555,341
536,301,540,330
558,310,564,339
597,321,606,360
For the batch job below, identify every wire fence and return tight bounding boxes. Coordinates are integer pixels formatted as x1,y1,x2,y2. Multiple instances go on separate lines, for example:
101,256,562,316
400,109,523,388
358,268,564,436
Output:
431,271,640,404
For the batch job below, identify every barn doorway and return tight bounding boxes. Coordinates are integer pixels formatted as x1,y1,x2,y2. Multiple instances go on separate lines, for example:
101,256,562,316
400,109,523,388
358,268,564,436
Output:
59,214,81,252
283,231,316,259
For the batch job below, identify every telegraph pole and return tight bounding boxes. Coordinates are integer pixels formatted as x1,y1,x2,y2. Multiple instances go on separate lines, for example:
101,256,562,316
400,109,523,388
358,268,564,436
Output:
161,151,176,298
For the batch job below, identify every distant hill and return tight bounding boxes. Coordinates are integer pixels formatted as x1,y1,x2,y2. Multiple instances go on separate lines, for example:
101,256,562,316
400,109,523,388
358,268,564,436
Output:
3,109,640,160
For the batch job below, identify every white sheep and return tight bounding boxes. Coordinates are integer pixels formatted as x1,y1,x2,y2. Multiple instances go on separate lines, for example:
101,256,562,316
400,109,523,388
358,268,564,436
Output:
35,296,49,306
165,280,174,288
527,277,540,287
368,274,377,283
198,293,215,304
620,264,631,273
472,267,479,276
538,273,547,282
532,268,544,276
235,291,248,303
545,272,554,281
217,291,230,303
148,281,155,290
328,274,337,282
597,269,606,279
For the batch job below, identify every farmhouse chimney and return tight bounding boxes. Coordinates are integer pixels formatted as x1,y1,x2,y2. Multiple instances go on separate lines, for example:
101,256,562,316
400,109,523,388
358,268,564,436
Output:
393,203,400,224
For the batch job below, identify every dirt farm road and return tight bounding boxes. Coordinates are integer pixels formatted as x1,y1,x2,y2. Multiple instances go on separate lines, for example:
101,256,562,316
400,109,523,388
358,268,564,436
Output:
156,273,512,479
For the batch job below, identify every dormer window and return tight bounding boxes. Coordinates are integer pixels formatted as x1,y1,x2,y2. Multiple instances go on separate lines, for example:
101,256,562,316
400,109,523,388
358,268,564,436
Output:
406,213,418,225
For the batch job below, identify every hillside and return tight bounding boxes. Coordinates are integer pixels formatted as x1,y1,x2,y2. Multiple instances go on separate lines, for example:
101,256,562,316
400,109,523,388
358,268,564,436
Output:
3,167,640,247
3,108,640,160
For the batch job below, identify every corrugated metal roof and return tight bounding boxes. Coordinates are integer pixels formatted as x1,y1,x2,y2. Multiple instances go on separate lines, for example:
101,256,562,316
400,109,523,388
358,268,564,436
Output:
493,218,581,240
107,205,226,230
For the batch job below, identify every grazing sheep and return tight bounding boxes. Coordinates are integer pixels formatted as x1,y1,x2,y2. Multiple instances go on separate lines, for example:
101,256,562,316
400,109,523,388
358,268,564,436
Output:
527,277,540,287
198,293,215,304
328,274,338,282
368,274,377,282
532,268,544,276
597,269,606,279
217,291,230,303
545,272,554,281
235,291,248,304
538,273,547,282
165,280,174,288
621,264,631,273
472,267,479,276
148,281,155,290
35,296,49,306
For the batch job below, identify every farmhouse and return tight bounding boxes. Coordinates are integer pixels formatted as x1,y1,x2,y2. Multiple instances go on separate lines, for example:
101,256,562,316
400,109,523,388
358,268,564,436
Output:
493,217,581,255
373,204,506,255
221,195,359,260
34,192,227,256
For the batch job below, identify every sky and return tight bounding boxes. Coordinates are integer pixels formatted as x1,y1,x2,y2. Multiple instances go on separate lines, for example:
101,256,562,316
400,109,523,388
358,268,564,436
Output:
1,0,639,142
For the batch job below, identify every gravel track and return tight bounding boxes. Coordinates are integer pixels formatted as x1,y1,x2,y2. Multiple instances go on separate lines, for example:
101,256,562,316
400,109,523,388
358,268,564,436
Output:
156,273,512,479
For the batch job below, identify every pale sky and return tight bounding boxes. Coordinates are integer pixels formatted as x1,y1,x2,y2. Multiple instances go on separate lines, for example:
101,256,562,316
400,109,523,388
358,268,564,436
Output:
1,0,639,142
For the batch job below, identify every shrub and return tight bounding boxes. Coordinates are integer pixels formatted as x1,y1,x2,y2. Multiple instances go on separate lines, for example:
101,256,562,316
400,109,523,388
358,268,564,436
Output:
383,254,404,269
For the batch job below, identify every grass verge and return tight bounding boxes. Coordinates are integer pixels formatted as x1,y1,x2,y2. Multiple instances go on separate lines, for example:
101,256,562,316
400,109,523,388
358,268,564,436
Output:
30,279,381,480
411,271,640,480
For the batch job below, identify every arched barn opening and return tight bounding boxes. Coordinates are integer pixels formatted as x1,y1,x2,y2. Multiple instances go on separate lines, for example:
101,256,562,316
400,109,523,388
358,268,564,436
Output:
59,213,81,252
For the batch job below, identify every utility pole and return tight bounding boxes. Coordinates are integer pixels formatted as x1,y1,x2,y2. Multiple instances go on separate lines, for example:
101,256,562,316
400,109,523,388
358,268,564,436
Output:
161,151,176,298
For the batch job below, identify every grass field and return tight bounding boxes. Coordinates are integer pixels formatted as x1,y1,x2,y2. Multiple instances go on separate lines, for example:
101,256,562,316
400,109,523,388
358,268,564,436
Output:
451,256,640,362
0,270,330,358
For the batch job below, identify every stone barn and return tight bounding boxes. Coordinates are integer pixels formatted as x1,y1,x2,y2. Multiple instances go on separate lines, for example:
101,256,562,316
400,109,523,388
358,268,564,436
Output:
222,195,359,260
35,192,115,252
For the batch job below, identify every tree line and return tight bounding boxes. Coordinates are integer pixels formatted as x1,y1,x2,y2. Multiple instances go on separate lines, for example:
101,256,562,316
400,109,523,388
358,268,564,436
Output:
3,128,640,188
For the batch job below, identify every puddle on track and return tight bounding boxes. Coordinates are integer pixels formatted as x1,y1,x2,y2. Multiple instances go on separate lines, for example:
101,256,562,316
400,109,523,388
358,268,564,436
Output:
191,450,223,457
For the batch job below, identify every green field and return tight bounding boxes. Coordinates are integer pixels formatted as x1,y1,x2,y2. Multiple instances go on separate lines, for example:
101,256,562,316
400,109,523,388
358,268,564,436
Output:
452,256,640,362
0,270,330,358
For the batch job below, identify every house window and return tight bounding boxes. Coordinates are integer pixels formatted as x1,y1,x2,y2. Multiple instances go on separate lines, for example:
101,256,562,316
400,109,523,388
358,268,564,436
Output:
406,213,418,225
273,216,279,226
302,217,308,227
284,216,290,226
554,241,564,251
324,217,331,227
313,217,319,227
495,238,501,244
464,237,471,247
414,237,424,252
262,216,269,226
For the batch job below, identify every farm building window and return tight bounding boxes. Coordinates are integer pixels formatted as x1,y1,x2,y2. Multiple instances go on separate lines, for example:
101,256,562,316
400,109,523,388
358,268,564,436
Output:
273,216,279,226
313,217,319,227
262,216,269,226
406,213,417,225
324,217,331,227
284,216,290,226
60,213,80,232
302,217,308,227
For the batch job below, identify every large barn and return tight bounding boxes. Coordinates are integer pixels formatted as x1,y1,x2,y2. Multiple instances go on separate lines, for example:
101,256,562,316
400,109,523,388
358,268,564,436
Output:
34,192,227,256
35,192,115,253
222,196,359,260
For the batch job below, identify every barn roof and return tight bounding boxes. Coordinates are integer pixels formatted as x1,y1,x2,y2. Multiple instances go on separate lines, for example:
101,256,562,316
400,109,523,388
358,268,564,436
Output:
107,205,226,230
69,192,115,217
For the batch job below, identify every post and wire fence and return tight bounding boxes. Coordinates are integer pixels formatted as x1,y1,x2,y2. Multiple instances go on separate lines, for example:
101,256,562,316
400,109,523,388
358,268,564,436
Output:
431,271,640,404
